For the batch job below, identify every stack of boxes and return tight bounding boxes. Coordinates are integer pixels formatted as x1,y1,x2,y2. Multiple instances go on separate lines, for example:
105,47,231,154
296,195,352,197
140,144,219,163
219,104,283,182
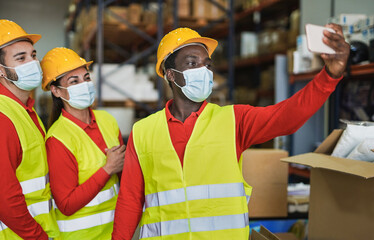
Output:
166,0,228,22
68,3,145,53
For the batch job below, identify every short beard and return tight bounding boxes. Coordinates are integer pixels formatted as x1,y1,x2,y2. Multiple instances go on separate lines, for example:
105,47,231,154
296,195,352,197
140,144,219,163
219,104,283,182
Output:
4,67,18,81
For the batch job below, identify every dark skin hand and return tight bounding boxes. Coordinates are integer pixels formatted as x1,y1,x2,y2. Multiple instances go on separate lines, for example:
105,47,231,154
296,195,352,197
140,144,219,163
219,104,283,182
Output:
321,23,350,79
165,45,212,122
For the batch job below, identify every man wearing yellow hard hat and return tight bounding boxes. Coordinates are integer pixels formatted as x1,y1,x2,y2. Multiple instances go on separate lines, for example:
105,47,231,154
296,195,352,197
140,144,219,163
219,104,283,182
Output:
40,47,126,239
112,26,349,239
0,19,60,239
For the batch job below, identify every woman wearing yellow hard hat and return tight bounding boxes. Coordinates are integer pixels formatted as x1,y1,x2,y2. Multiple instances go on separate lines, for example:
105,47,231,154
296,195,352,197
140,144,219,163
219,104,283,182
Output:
41,47,125,239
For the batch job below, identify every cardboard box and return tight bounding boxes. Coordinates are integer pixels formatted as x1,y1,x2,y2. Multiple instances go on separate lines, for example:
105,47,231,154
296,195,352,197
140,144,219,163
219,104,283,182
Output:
281,130,374,240
242,149,289,218
250,225,299,240
206,0,227,20
274,233,299,240
270,29,288,53
258,30,272,55
192,0,206,19
142,10,157,25
128,3,143,25
250,225,281,240
177,0,191,18
105,6,128,25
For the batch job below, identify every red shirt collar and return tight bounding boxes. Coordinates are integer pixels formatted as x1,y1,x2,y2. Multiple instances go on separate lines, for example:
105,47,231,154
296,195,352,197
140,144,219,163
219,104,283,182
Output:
0,82,35,112
165,99,208,122
61,108,96,130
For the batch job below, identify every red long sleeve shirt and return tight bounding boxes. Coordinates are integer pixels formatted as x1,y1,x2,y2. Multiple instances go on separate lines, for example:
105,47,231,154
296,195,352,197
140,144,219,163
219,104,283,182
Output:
46,108,124,216
112,68,342,240
0,83,48,239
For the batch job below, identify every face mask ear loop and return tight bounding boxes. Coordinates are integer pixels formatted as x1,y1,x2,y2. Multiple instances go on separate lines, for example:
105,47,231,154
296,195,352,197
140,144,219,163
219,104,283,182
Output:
173,80,184,89
171,68,183,74
0,63,17,82
2,75,17,82
60,96,69,102
170,69,185,88
0,63,13,69
163,66,170,83
57,86,69,102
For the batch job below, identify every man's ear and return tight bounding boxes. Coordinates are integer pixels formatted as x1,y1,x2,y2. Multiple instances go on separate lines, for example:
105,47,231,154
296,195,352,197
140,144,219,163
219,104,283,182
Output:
0,67,5,78
165,69,175,83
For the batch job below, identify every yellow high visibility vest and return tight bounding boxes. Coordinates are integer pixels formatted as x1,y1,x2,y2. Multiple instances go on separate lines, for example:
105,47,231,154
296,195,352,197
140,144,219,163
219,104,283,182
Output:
0,95,60,239
46,110,120,240
133,103,252,240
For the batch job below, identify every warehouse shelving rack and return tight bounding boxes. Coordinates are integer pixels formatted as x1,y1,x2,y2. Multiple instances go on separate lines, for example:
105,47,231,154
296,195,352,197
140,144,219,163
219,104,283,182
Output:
65,0,299,116
65,0,236,114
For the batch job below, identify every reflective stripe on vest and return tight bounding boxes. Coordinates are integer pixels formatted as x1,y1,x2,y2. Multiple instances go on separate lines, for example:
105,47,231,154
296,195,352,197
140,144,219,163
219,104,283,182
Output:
57,210,114,232
85,183,119,207
144,182,248,210
0,222,6,231
0,199,51,231
20,174,49,195
53,184,118,229
140,213,249,238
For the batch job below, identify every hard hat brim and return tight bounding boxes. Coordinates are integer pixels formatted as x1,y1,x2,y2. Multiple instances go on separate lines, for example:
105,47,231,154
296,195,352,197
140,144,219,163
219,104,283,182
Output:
156,36,218,78
0,34,42,49
25,34,42,45
43,60,93,91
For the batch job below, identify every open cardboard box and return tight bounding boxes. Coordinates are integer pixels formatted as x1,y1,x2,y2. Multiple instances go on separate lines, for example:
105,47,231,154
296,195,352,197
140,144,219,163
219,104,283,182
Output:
250,225,281,240
250,226,298,240
281,130,374,240
242,149,289,218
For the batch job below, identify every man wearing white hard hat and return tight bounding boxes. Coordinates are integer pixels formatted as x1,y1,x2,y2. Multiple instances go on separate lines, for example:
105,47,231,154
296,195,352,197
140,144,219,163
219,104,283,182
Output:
0,19,60,239
113,26,350,240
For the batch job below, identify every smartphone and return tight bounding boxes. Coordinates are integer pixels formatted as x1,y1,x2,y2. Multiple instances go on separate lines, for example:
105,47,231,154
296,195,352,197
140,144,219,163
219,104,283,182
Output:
305,24,336,54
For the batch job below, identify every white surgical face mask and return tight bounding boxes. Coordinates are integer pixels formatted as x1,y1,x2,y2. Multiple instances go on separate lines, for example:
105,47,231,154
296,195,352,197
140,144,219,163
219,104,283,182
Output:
172,66,213,102
59,81,96,110
0,60,43,91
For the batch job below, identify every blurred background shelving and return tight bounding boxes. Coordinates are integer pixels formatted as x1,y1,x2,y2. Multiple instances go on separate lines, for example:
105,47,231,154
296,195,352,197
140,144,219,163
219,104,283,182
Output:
1,0,373,184
59,0,303,150
1,1,374,238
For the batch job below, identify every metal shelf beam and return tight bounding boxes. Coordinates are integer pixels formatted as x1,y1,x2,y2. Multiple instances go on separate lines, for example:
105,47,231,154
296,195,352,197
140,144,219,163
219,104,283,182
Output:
88,0,236,111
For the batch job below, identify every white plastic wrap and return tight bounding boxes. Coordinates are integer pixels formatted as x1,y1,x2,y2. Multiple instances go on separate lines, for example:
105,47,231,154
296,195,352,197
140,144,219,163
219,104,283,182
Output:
346,138,374,162
331,120,374,158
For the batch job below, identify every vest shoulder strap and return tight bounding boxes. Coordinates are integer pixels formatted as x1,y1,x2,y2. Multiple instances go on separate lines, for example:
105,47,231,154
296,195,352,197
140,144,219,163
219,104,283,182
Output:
0,95,45,148
134,108,165,130
46,115,86,155
93,110,120,148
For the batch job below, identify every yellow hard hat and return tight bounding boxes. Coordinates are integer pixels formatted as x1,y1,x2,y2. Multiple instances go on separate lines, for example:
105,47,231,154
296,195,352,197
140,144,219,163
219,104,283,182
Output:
41,47,93,91
155,27,218,78
0,19,41,48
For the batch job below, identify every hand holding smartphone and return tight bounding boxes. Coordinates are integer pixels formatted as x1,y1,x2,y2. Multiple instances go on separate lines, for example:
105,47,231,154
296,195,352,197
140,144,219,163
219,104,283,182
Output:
305,24,336,54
